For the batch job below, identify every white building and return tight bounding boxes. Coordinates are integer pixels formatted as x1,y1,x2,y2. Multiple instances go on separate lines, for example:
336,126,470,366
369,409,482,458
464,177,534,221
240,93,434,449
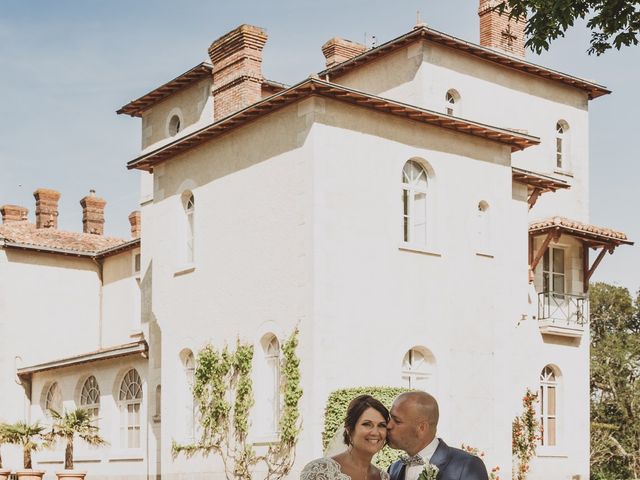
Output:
0,3,633,480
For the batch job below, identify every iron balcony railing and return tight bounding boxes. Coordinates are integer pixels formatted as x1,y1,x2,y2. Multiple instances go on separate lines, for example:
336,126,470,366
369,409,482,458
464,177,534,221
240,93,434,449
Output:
538,292,587,326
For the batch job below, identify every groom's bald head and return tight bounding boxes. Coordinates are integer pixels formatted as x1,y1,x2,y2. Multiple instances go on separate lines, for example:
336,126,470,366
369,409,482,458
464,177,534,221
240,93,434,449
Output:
396,391,439,427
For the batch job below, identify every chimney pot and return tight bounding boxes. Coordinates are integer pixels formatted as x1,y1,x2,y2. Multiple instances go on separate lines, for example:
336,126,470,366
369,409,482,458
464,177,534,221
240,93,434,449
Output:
478,0,526,57
80,190,107,235
33,188,61,229
208,24,268,121
322,37,367,68
128,210,141,239
1,204,29,224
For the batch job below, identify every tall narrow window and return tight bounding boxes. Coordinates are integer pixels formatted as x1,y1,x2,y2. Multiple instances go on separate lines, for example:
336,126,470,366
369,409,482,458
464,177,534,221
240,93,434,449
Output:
445,89,460,116
80,376,100,426
540,366,559,447
402,160,428,246
543,247,565,298
119,369,143,449
182,351,196,441
555,121,569,169
45,382,63,416
265,336,281,434
476,201,490,253
184,193,195,264
401,347,436,392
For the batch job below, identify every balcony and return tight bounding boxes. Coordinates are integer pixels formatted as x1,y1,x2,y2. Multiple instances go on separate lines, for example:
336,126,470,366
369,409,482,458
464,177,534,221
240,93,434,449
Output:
537,292,587,338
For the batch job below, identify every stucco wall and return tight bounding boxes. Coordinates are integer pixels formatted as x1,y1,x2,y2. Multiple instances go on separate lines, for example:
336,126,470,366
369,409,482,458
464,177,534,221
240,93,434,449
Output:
333,40,591,222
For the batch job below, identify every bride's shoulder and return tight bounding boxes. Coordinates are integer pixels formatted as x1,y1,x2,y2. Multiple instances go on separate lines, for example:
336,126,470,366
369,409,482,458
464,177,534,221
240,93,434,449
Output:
378,469,391,480
301,457,344,479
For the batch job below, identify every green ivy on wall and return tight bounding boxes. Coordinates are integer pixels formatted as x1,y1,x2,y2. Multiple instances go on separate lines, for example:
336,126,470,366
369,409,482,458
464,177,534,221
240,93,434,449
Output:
323,386,411,470
173,328,302,480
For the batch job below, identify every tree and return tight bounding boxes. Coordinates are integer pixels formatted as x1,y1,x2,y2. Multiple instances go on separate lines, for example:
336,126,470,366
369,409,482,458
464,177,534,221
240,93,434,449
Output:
47,408,107,470
0,423,10,469
3,422,46,469
495,1,640,55
589,282,640,479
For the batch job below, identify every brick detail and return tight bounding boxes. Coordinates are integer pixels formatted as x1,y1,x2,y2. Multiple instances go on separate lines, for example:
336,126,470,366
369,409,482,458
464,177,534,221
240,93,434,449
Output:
208,24,268,120
33,188,61,229
0,204,29,224
478,0,526,57
80,190,107,235
321,37,367,68
128,210,141,239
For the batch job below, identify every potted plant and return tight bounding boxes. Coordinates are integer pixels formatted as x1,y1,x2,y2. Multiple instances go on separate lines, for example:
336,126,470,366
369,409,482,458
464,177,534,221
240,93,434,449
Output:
0,423,11,480
47,409,106,480
3,421,46,480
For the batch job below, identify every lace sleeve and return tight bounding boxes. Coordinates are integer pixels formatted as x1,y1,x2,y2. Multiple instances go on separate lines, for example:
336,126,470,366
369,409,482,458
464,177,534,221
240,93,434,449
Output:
300,458,344,480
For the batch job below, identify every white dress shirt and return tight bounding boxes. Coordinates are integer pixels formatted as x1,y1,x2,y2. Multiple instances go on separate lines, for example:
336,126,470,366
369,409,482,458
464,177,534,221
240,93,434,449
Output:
405,437,440,480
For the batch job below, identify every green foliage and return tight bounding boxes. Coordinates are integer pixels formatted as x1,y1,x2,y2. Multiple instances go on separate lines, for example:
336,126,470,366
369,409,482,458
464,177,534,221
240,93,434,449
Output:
174,329,303,480
2,421,46,469
47,408,107,470
512,389,540,480
589,282,640,479
322,386,410,470
0,422,9,469
494,0,640,55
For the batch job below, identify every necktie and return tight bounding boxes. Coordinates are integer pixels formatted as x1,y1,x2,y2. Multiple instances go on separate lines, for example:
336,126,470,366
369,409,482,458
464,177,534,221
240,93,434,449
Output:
399,454,425,467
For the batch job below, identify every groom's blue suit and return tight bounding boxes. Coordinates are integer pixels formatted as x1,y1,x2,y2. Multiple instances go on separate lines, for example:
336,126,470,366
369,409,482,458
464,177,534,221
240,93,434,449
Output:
388,439,488,480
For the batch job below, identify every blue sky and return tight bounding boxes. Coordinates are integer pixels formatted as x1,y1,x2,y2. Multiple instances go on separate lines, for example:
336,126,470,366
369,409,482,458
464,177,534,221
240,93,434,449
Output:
1,0,637,292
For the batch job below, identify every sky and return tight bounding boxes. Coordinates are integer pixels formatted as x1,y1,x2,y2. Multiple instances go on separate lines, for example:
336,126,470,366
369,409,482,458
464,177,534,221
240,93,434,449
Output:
0,0,638,293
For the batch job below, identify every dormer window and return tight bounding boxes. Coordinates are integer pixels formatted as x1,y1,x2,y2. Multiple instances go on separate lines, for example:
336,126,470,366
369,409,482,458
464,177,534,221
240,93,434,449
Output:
169,115,181,136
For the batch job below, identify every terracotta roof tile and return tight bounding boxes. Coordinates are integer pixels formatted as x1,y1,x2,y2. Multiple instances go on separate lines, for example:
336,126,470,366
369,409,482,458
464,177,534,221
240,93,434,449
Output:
529,216,632,244
0,221,131,255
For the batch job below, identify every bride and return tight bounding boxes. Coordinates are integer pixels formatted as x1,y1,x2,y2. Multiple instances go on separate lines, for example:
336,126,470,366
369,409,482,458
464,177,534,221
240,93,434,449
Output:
301,395,390,480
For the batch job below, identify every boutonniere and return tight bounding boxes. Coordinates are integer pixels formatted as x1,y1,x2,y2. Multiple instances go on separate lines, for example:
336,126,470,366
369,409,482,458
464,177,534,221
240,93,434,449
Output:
416,463,439,480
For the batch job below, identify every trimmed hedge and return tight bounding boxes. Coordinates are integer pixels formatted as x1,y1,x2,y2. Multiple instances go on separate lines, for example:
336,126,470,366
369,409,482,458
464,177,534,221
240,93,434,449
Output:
322,386,411,469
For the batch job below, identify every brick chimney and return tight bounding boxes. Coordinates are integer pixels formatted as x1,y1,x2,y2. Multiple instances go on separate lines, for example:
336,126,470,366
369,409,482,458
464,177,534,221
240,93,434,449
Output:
33,188,60,229
129,210,141,238
0,204,29,224
208,24,268,121
322,37,367,68
478,0,526,57
80,190,106,235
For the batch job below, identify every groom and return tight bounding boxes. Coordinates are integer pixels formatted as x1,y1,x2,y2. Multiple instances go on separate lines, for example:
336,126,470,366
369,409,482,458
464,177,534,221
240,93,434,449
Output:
387,391,488,480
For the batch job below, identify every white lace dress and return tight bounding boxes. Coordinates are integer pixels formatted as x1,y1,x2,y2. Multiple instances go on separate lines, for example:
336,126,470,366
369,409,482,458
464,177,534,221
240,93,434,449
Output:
300,457,390,480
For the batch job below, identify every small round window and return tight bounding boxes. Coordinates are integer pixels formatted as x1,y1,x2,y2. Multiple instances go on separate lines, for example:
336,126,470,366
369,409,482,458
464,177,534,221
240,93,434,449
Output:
168,115,181,136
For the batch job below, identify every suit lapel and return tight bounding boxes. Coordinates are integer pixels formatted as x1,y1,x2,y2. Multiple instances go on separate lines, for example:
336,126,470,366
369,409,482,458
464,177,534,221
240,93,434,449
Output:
429,439,452,473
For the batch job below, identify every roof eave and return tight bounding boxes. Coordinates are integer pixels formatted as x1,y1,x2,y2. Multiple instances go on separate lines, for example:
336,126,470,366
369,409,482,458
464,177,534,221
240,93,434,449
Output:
319,26,610,99
127,78,539,172
17,340,148,378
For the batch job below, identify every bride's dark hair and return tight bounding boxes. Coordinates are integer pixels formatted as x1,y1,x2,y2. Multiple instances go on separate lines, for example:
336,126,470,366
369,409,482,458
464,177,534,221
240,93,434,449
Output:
343,394,390,445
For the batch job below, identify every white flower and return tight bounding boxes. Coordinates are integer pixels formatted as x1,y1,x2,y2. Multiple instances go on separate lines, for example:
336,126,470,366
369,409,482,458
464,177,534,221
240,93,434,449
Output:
417,464,439,480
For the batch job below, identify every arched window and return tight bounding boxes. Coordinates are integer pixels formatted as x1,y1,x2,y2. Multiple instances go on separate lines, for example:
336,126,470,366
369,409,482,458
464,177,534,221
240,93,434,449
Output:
182,192,195,264
445,89,460,116
80,376,100,425
255,334,281,436
265,336,281,434
402,160,429,246
181,351,196,441
119,369,143,449
540,365,560,447
555,121,569,170
45,382,63,417
168,115,181,136
401,347,436,392
476,201,490,253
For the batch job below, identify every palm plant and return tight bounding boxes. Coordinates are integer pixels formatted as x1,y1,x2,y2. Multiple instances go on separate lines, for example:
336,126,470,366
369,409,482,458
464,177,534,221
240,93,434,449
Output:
47,409,106,470
3,421,46,469
0,422,9,469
